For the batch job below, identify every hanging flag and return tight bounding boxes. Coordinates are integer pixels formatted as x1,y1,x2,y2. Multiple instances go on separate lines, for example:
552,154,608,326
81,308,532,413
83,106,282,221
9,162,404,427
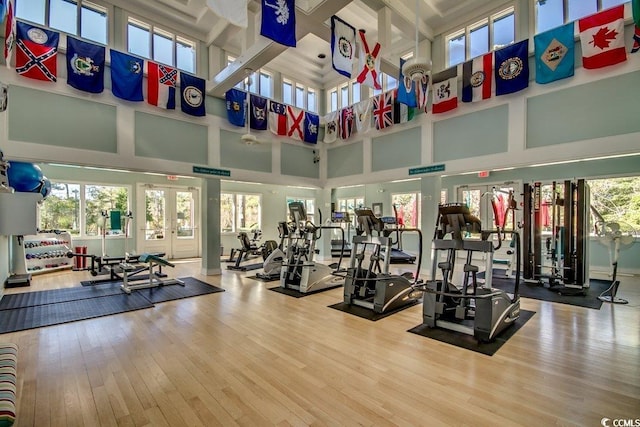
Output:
431,67,458,114
66,36,105,93
225,88,246,127
534,23,574,84
633,0,640,53
110,50,143,102
393,90,414,124
356,30,382,90
3,0,15,68
462,52,492,102
339,106,354,140
372,90,394,130
206,0,248,28
269,100,288,135
15,21,59,82
260,0,296,47
397,58,417,107
354,99,372,134
180,72,206,117
331,15,355,78
323,111,338,143
250,94,268,130
579,5,626,69
303,112,319,144
416,73,430,110
147,61,176,109
495,39,529,96
287,105,305,141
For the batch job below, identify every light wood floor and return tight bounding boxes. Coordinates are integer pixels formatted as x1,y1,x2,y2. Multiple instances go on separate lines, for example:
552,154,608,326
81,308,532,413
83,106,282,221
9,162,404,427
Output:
2,260,639,427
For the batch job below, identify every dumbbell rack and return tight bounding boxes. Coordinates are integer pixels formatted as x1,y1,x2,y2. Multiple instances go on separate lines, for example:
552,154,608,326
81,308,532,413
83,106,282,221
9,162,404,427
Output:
21,231,73,275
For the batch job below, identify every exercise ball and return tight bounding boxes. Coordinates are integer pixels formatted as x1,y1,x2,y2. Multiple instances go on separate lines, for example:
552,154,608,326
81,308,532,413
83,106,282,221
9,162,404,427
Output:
7,161,44,192
40,176,51,199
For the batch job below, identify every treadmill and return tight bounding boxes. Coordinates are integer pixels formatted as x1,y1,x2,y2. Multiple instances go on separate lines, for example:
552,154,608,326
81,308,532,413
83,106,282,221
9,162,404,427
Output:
330,211,352,257
379,205,416,264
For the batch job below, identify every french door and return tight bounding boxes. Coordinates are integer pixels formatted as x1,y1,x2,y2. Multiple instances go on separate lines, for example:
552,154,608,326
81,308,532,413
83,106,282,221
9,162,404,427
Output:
136,185,200,259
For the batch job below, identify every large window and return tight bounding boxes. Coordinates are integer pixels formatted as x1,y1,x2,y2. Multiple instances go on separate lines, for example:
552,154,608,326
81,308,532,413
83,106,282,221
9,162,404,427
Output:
588,176,640,237
535,0,627,33
128,17,195,73
220,193,261,233
38,182,129,237
445,6,515,67
326,80,361,113
391,193,421,228
228,57,273,97
16,0,108,44
282,79,318,112
337,197,365,227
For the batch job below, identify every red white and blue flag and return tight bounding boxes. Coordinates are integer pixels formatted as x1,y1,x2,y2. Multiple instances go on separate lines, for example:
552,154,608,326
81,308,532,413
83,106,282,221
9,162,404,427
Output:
269,100,287,136
461,53,492,103
15,21,59,81
3,0,15,68
147,61,176,109
373,90,394,130
287,105,305,141
579,5,626,69
339,106,355,140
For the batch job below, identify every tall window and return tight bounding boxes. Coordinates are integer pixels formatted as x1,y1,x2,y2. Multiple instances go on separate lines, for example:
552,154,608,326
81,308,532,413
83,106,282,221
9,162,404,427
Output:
327,80,360,113
588,176,640,236
445,6,515,67
337,197,365,227
128,17,195,73
373,73,398,96
282,80,293,105
38,181,129,237
282,79,318,112
535,0,627,33
228,57,272,97
220,193,261,233
16,0,108,44
391,193,421,228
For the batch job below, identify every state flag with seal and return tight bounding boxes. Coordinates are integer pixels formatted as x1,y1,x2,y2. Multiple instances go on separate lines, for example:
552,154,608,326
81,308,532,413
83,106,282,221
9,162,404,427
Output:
534,22,574,84
15,21,59,82
495,39,529,96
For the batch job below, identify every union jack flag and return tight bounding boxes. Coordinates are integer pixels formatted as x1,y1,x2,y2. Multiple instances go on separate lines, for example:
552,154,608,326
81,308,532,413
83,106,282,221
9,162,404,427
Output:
373,90,394,130
339,106,354,140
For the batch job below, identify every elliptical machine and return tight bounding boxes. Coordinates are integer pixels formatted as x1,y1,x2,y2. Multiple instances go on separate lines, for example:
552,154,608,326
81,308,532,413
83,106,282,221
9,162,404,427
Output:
418,202,521,342
342,207,422,314
279,202,345,293
257,221,290,281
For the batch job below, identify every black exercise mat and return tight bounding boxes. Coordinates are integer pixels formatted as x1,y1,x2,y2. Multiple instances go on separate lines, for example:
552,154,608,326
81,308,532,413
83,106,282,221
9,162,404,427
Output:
479,270,607,309
407,309,536,356
81,274,156,286
0,282,123,310
268,284,342,298
328,299,421,321
246,275,280,283
0,292,153,334
135,277,224,304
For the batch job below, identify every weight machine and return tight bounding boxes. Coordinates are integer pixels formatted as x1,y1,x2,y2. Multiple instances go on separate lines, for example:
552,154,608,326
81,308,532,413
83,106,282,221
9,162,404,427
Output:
522,180,589,295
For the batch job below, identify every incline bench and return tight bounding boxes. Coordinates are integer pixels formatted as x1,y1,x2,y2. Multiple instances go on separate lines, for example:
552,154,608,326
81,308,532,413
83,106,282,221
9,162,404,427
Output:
120,253,185,294
0,343,17,427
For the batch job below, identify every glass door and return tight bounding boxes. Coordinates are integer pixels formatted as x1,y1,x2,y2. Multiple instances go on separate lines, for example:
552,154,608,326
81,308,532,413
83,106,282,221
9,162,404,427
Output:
137,185,200,259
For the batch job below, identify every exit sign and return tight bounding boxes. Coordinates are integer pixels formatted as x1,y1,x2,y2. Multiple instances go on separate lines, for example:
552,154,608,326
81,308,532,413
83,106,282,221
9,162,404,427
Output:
478,171,490,178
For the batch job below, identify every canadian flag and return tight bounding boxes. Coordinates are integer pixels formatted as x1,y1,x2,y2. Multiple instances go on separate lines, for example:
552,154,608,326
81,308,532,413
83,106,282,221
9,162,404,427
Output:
579,5,626,69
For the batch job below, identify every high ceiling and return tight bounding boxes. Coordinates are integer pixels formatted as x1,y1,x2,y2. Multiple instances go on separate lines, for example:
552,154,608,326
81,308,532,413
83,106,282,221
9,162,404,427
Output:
115,0,512,95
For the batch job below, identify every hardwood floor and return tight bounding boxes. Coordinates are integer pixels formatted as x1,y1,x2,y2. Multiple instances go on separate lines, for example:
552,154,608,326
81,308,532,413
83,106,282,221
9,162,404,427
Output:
2,261,639,426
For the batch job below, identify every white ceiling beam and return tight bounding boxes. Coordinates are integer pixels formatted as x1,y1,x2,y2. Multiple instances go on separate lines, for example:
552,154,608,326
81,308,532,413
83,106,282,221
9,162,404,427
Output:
378,0,434,41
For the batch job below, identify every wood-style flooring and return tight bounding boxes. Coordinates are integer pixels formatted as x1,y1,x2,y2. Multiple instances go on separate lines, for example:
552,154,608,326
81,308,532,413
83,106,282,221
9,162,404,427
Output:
2,260,639,426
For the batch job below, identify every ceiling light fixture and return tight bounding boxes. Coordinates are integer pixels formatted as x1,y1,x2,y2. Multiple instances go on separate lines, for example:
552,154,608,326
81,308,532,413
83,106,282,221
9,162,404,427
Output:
402,0,432,82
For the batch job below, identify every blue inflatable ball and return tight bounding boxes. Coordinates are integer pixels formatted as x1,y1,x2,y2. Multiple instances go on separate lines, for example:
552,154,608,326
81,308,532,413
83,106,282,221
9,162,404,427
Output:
40,177,52,199
7,161,44,192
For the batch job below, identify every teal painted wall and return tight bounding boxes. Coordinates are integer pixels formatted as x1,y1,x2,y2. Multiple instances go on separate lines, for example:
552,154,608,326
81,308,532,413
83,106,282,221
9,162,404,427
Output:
135,112,208,163
527,71,640,148
219,129,272,173
281,143,320,179
327,141,364,179
433,104,509,162
8,85,117,153
371,127,422,172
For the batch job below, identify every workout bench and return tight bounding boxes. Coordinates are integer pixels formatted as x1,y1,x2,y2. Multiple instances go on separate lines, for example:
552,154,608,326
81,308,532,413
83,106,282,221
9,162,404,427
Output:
120,253,184,294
